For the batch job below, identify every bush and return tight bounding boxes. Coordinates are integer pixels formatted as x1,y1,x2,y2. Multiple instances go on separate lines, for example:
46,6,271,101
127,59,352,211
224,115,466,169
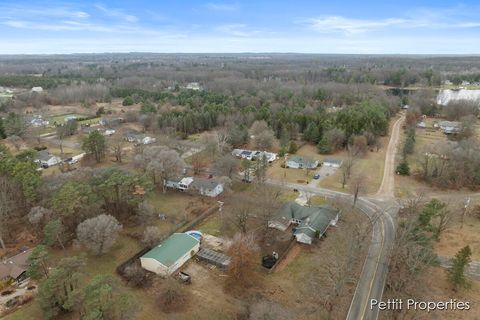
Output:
396,161,410,176
123,264,150,288
288,141,298,154
122,96,134,106
158,278,190,313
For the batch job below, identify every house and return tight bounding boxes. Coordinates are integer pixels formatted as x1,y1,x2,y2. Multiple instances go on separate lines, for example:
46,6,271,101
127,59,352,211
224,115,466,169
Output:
125,132,156,145
140,233,200,276
402,105,410,109
31,86,43,93
30,116,49,127
323,158,343,168
286,156,318,169
164,176,194,191
190,179,224,197
438,121,461,134
416,121,426,129
64,115,78,122
268,202,339,245
185,82,202,91
232,149,278,163
34,150,62,167
103,129,116,136
99,117,124,127
0,248,33,282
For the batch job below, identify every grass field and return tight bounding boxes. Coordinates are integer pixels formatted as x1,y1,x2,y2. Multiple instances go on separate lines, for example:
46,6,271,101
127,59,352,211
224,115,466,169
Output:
318,115,400,195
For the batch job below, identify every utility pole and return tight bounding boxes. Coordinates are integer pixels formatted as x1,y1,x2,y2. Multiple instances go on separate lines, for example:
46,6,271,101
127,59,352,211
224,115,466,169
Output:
461,197,470,229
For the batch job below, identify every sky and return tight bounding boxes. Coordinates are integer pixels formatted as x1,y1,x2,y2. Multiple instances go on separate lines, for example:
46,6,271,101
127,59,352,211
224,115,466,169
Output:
0,1,480,54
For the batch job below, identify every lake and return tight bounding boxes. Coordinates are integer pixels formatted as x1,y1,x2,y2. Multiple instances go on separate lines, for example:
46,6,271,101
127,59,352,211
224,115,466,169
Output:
437,89,480,105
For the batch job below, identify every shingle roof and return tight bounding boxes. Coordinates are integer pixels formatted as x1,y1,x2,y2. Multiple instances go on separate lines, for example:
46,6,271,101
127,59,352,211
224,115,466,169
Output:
35,150,53,162
142,233,199,267
0,249,32,280
191,178,221,191
324,158,342,165
273,202,338,237
287,156,317,167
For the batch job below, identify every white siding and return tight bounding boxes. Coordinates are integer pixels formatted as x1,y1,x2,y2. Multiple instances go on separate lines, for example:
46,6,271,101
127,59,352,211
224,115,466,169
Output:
295,233,312,245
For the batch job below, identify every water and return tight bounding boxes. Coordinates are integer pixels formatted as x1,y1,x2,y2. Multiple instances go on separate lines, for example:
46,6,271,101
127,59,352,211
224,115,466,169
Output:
436,89,480,105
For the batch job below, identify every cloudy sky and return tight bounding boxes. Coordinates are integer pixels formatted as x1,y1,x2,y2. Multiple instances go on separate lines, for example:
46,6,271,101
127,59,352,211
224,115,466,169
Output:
1,0,480,54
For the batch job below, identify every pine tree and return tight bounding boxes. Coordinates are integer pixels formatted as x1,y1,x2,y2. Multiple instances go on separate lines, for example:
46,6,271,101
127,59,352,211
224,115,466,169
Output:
447,245,472,290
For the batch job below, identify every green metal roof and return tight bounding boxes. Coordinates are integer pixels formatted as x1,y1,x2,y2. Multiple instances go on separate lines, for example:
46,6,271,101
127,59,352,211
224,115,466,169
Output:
141,233,199,267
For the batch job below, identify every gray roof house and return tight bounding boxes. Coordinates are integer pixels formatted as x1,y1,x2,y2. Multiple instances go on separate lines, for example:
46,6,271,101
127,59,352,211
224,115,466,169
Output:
286,156,319,169
190,179,224,197
34,150,62,167
0,248,33,282
323,158,343,168
268,202,339,245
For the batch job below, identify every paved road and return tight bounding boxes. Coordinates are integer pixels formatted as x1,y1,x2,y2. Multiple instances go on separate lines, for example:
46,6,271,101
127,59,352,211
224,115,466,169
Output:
267,180,397,320
266,114,405,320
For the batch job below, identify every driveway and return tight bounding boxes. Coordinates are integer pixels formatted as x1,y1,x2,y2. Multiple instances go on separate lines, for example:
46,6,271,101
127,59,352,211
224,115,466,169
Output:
295,166,337,205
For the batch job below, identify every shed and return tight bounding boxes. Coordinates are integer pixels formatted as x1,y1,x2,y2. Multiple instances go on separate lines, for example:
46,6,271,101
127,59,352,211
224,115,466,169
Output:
140,233,200,276
323,158,343,168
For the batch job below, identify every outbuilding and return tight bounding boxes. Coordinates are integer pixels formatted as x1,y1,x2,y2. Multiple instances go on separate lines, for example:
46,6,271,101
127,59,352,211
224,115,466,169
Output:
140,233,200,276
323,158,343,168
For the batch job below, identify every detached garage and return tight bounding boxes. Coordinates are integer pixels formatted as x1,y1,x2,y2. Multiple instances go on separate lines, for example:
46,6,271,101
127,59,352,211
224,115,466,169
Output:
140,233,200,276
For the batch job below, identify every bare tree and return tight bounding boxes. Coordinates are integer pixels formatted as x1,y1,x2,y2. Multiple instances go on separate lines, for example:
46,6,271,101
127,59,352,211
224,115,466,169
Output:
190,153,207,175
142,226,162,247
213,154,238,178
138,146,186,192
249,120,276,150
214,129,231,155
76,214,123,255
350,175,367,206
340,149,357,188
110,135,125,163
225,233,260,293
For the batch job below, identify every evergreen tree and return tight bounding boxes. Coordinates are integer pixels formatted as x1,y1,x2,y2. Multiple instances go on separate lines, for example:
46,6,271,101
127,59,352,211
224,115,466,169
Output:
447,245,472,290
26,245,49,279
82,131,106,162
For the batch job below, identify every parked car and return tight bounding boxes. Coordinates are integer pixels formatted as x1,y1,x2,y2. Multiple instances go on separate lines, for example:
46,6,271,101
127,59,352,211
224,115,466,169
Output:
313,173,320,179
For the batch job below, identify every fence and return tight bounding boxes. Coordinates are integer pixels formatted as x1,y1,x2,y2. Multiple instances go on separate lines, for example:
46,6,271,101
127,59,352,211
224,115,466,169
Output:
116,204,219,276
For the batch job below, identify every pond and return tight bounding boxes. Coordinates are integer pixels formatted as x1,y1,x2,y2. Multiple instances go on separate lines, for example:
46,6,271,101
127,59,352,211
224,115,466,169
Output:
436,89,480,105
386,87,480,106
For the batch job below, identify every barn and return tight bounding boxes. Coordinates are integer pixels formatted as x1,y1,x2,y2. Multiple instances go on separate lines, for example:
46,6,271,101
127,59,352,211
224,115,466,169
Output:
140,233,200,276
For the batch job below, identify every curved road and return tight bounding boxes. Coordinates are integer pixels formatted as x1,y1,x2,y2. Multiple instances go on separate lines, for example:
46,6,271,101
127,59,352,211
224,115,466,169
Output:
267,114,404,320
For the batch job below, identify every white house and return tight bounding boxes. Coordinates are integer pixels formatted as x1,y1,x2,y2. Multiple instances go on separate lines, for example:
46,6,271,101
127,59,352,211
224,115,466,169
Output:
30,116,49,127
323,158,343,168
231,149,277,163
103,129,116,136
140,233,200,276
31,86,43,93
125,132,156,145
191,179,224,197
34,150,62,167
164,176,194,191
185,82,202,90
